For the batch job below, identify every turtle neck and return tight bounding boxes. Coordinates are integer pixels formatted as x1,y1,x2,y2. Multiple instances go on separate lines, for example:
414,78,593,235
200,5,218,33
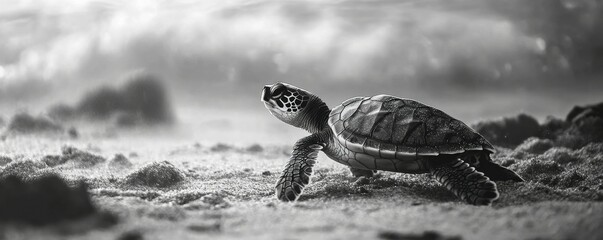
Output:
297,96,331,134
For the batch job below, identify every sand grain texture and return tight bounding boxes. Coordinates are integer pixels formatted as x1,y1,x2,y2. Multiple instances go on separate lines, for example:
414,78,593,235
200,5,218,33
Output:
0,134,601,240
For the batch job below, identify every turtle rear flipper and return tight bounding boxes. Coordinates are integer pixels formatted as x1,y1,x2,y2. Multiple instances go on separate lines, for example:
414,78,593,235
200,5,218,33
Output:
430,158,499,206
476,160,524,182
464,154,524,182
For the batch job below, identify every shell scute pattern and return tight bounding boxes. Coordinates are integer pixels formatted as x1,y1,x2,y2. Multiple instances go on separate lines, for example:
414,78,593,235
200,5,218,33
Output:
418,146,439,156
375,158,397,171
379,143,397,158
329,96,495,159
340,100,362,121
348,157,369,169
329,106,343,118
342,97,364,106
354,153,375,169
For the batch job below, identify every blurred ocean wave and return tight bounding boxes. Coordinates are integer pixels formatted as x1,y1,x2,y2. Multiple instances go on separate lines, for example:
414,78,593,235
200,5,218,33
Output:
0,0,601,130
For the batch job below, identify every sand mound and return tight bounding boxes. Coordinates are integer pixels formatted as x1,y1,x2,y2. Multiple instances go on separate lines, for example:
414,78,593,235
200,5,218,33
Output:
515,137,554,154
108,154,133,169
0,156,12,166
541,147,580,164
514,159,564,180
157,191,232,210
506,143,603,200
42,146,106,168
124,161,185,188
183,194,231,210
0,160,47,180
472,113,541,148
4,112,64,135
0,175,96,225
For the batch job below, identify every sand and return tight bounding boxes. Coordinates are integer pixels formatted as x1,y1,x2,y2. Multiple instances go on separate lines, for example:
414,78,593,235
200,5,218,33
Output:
0,134,602,240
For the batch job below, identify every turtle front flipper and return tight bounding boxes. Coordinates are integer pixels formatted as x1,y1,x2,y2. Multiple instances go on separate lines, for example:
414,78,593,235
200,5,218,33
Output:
276,134,325,202
429,158,499,206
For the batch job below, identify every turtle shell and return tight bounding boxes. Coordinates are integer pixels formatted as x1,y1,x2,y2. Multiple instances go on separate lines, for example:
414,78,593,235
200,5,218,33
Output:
327,95,495,158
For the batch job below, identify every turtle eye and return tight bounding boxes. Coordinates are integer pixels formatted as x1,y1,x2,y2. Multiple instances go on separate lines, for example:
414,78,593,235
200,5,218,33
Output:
271,84,286,98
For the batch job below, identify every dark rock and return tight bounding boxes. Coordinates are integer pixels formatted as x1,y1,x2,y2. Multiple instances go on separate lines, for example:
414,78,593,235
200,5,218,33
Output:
261,170,272,176
68,127,79,139
124,161,185,188
5,112,63,134
210,143,232,152
246,144,264,153
472,113,541,148
566,117,603,143
0,155,12,166
0,175,96,225
557,102,603,148
77,87,127,120
117,230,144,240
65,73,173,125
515,137,554,154
540,116,569,139
108,154,133,169
121,74,173,124
566,101,603,123
378,230,462,240
47,104,77,121
114,112,141,128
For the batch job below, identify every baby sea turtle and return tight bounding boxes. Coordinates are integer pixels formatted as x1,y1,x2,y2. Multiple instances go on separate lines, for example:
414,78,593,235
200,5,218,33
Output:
262,83,524,205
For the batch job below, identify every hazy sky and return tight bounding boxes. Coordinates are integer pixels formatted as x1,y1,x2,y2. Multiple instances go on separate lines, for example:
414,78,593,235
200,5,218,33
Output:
0,0,601,121
0,0,554,84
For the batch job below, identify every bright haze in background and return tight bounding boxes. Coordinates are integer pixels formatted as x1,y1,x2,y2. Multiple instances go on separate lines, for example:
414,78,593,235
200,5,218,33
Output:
0,0,601,143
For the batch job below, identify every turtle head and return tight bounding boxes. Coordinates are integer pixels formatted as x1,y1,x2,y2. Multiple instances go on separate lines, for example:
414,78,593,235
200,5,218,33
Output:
261,82,330,133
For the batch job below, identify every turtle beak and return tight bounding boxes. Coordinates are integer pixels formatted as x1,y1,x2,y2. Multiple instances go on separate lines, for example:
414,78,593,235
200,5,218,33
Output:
261,85,271,102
